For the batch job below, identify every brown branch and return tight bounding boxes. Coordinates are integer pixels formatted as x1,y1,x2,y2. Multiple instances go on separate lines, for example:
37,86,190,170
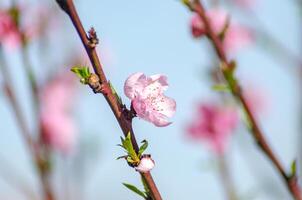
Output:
187,1,302,200
54,1,162,199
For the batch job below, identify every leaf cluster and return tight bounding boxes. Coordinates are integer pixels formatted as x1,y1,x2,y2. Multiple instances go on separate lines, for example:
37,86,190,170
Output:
71,66,91,84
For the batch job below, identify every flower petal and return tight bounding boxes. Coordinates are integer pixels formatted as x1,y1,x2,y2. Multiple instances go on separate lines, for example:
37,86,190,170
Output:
142,74,169,98
124,72,147,99
156,95,176,118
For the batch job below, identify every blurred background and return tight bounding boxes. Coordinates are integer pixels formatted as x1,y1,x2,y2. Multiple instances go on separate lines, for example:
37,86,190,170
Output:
0,0,301,199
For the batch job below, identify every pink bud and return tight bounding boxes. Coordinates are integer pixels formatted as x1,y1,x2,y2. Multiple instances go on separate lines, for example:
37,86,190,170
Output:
135,156,155,173
0,10,21,50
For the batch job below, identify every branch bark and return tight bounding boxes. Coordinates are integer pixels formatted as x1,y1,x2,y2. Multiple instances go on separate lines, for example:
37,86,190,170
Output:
54,1,162,199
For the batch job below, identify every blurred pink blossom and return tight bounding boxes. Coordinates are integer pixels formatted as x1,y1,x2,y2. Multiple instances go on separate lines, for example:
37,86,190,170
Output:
223,25,253,53
22,4,60,41
186,103,239,154
0,10,21,50
190,9,253,53
124,72,176,127
40,73,77,154
191,9,228,38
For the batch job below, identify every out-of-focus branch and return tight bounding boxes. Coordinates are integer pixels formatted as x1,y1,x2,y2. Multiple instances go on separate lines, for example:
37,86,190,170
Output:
54,1,162,199
217,155,238,200
0,48,35,156
0,48,54,200
185,1,302,199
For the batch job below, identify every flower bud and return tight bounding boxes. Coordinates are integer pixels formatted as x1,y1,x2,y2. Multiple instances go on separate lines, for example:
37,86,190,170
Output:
135,155,155,173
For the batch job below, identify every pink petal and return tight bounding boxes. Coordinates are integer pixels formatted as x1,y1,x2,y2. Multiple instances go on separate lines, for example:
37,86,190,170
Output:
124,72,147,99
207,9,228,34
142,74,169,98
155,95,176,118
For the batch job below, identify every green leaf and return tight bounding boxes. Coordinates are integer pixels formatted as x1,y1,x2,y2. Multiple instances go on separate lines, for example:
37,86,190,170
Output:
116,155,127,160
122,183,147,199
220,62,237,91
119,132,140,164
212,84,230,92
125,133,140,163
181,0,190,6
71,66,91,84
290,160,297,177
138,140,148,157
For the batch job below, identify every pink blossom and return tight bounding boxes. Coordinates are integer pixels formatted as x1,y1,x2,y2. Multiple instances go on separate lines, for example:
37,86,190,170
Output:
40,74,77,154
191,9,227,38
190,9,253,53
187,103,239,154
135,156,155,173
0,10,21,50
223,25,253,53
124,72,176,127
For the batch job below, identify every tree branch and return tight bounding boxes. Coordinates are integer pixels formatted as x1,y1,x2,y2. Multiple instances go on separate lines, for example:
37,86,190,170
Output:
54,1,162,199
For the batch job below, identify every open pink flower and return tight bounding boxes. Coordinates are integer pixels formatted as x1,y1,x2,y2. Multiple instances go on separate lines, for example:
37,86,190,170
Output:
187,103,239,154
190,9,253,53
124,72,176,127
0,10,21,50
40,73,77,154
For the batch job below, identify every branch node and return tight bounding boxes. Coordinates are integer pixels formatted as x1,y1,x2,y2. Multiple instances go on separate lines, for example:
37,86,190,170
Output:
88,74,109,94
122,104,137,121
87,27,99,49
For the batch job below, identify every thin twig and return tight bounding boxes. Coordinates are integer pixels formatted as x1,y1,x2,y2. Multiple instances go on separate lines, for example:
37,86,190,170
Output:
186,1,302,199
54,0,162,199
